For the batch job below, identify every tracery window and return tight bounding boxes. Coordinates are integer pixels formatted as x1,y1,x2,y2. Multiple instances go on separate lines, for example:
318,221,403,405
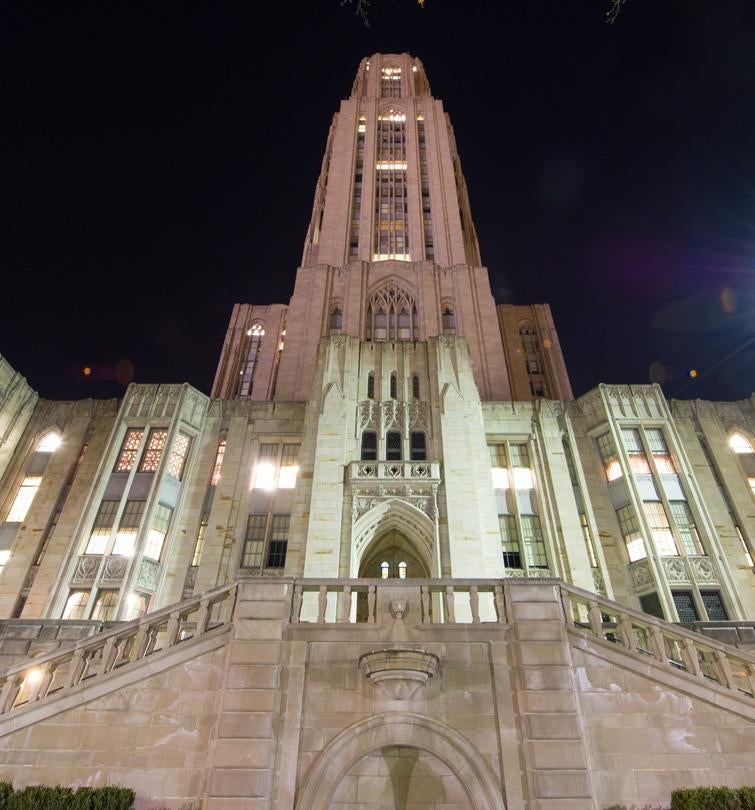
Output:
365,283,418,341
115,429,144,472
380,66,402,98
238,323,265,398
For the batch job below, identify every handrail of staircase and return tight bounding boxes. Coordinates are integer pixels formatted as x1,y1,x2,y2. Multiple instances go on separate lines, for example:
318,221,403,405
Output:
0,582,237,716
559,582,755,699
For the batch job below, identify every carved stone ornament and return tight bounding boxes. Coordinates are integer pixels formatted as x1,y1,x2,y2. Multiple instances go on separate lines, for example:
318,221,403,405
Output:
629,559,652,590
389,598,407,619
358,648,440,700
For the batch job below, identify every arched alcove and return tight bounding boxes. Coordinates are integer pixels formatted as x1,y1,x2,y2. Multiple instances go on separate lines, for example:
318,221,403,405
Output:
295,712,506,810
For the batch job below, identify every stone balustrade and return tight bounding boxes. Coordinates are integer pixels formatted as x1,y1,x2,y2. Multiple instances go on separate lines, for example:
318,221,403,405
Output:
290,578,505,624
0,582,236,717
347,460,441,481
560,582,755,699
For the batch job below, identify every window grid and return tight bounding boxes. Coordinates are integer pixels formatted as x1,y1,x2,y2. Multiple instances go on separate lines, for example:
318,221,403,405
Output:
373,111,409,260
410,432,427,461
669,501,702,555
643,501,678,557
266,516,290,568
91,590,119,622
417,119,433,259
499,515,521,569
386,431,402,461
144,504,172,561
349,116,366,256
166,432,191,479
115,429,144,472
62,590,89,621
6,476,42,522
521,515,548,568
616,504,646,562
238,324,264,398
700,591,728,621
596,432,623,481
210,440,226,486
139,430,168,473
380,67,402,98
242,515,267,569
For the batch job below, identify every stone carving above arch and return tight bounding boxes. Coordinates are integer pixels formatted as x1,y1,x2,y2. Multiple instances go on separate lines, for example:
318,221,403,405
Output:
295,712,506,810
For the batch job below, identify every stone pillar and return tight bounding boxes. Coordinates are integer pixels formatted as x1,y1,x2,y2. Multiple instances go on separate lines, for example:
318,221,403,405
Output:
205,581,290,809
506,581,596,809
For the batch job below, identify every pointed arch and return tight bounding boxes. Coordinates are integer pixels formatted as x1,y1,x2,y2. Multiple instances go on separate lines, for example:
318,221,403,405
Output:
295,712,506,810
365,280,418,341
351,498,436,577
36,429,62,453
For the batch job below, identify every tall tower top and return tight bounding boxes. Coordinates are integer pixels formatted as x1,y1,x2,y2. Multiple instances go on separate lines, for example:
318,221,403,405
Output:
350,53,432,100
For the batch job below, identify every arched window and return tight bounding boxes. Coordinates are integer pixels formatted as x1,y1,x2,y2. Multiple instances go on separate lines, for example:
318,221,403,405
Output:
386,431,402,461
380,561,390,579
398,561,407,579
329,307,343,333
410,432,427,461
730,432,754,454
412,374,420,400
365,282,417,341
361,431,377,461
37,431,61,453
390,373,397,399
367,373,375,400
442,306,456,334
238,323,265,398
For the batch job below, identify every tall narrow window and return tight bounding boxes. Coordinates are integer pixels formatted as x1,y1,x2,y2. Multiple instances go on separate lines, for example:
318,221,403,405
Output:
417,117,433,259
441,307,456,334
499,516,521,569
519,323,546,398
266,516,289,569
367,373,375,399
373,110,408,261
329,307,343,333
166,432,191,479
596,432,623,482
386,431,402,461
616,504,646,562
85,500,118,554
361,432,377,461
113,500,145,556
6,477,42,523
349,115,366,257
91,590,119,622
410,432,427,461
412,374,420,400
139,430,168,473
242,515,267,569
115,429,144,472
365,282,417,342
390,373,397,399
144,504,173,561
238,323,264,398
380,66,402,98
62,590,89,620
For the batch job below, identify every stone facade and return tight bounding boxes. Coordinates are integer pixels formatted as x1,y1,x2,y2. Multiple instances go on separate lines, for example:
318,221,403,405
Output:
0,52,754,807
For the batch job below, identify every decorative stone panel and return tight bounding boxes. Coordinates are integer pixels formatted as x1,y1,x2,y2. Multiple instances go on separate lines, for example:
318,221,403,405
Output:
689,555,719,585
663,557,690,584
71,555,100,585
628,559,653,590
136,558,160,591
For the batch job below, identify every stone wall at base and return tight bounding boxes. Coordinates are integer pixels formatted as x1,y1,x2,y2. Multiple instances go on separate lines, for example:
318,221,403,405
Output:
0,579,751,809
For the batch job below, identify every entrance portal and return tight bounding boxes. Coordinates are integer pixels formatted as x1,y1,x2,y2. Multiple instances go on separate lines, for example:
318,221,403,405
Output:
330,745,473,808
358,529,430,580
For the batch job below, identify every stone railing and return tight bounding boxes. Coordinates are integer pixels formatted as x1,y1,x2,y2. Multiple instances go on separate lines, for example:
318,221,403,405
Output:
0,583,236,717
290,578,505,624
348,461,441,482
560,583,755,699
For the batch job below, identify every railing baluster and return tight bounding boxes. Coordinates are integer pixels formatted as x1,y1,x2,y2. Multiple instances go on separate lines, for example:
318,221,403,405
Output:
494,585,505,623
444,586,456,623
618,614,635,651
421,586,430,624
291,584,303,623
470,585,480,624
195,599,210,635
587,601,603,638
317,585,328,623
683,638,702,678
560,589,574,626
715,650,735,690
164,611,182,649
339,585,351,623
367,585,376,624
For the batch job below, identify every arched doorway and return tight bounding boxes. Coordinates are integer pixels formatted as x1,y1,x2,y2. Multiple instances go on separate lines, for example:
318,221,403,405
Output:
295,712,507,810
356,529,430,621
330,745,473,808
358,529,430,580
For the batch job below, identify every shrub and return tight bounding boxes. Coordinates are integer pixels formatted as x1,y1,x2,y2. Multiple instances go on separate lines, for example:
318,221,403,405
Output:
671,787,742,810
0,783,12,810
741,787,755,810
0,785,134,810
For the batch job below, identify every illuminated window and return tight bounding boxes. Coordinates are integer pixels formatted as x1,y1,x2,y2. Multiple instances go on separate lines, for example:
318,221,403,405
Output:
373,110,409,260
398,561,407,579
729,432,754,454
644,501,678,556
617,505,646,562
126,592,150,620
85,500,118,555
381,561,390,579
144,504,172,561
252,444,278,490
499,515,521,569
510,444,534,490
266,516,289,568
646,428,676,473
91,590,119,622
62,590,89,620
522,515,547,568
37,432,61,453
6,477,42,522
622,429,651,475
279,444,300,489
418,119,433,259
166,432,191,479
115,429,144,472
669,501,702,555
113,500,145,556
491,467,509,490
139,429,168,473
211,440,227,486
380,66,402,98
0,550,11,574
596,432,623,481
350,116,366,257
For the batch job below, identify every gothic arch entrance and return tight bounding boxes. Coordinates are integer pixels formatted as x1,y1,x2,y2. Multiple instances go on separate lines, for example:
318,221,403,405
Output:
358,529,429,580
295,712,506,810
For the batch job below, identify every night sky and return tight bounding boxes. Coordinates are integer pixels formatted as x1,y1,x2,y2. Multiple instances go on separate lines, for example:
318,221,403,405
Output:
2,1,754,401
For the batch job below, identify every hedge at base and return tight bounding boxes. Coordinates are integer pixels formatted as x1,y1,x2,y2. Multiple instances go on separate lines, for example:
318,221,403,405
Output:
671,786,755,810
0,783,135,809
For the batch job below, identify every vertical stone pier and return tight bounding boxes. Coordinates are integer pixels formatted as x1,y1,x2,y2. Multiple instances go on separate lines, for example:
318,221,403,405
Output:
507,581,595,809
205,581,290,810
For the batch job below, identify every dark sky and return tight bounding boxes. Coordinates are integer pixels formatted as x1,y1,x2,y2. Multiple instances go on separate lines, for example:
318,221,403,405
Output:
2,1,754,401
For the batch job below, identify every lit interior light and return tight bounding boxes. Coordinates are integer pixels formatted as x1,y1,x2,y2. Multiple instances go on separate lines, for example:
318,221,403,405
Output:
246,329,253,336
358,124,366,133
279,465,299,489
605,460,623,482
412,66,418,72
512,467,534,490
37,432,62,453
491,467,509,490
113,531,136,557
25,668,43,686
729,433,753,454
126,593,139,607
376,161,407,171
0,550,11,567
253,462,277,491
